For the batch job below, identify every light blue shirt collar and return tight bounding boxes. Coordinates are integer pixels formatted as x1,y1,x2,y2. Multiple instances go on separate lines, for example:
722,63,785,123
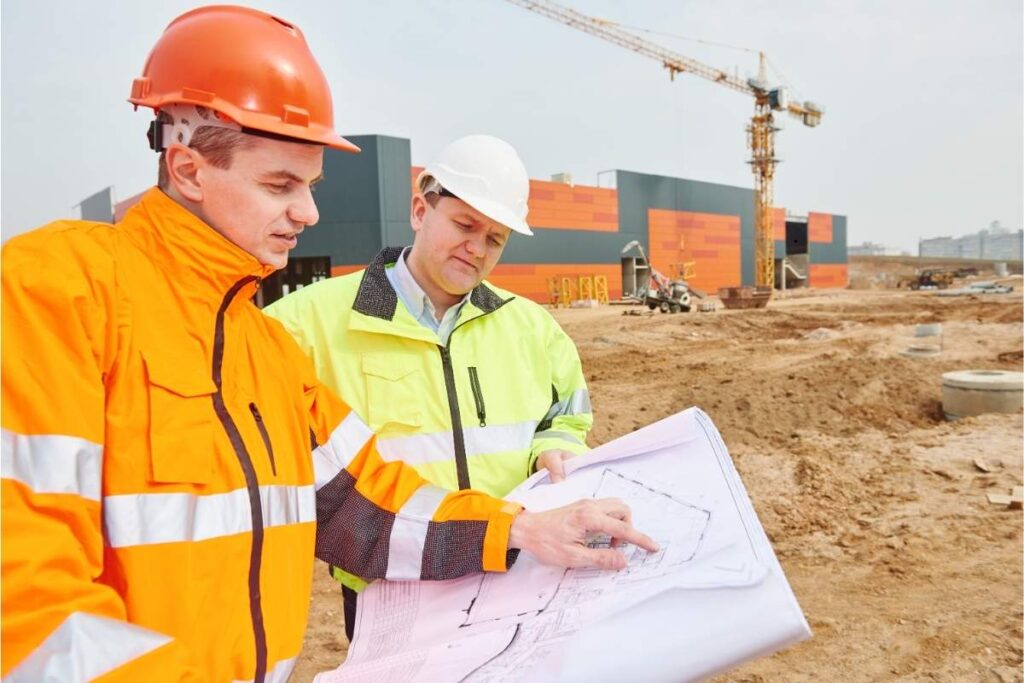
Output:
385,247,472,346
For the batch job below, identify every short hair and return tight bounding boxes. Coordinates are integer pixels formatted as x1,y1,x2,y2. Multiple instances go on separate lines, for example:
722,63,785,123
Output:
157,121,254,190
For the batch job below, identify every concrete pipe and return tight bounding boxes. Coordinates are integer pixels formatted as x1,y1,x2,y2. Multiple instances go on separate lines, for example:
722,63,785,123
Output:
941,370,1024,420
901,345,941,358
915,323,942,338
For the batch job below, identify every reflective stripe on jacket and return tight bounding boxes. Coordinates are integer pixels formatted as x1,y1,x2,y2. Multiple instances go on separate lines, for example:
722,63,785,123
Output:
1,190,520,682
265,247,593,497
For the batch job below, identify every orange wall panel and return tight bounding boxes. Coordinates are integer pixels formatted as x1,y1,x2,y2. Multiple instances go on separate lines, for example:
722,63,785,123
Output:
411,166,619,233
809,264,848,289
647,209,742,292
808,212,833,243
330,264,366,277
487,263,622,304
772,207,786,241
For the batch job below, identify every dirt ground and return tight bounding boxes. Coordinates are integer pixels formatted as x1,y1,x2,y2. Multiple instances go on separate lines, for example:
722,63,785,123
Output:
294,267,1024,682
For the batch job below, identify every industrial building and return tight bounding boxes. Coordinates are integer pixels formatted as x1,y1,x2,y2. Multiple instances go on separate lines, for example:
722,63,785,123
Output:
918,221,1023,262
92,134,848,305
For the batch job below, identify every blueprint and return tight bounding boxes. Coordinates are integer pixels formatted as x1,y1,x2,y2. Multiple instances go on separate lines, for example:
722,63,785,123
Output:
314,408,810,683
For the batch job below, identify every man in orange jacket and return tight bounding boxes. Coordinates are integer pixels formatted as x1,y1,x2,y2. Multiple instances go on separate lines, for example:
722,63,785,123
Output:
0,6,655,682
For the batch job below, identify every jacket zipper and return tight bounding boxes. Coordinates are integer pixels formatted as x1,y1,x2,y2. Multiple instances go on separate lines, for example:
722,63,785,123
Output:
438,346,470,490
436,298,513,491
211,275,269,683
467,367,487,427
249,403,277,476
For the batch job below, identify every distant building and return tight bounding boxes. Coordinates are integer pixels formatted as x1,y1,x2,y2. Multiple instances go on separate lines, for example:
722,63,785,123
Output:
919,221,1023,261
848,242,887,257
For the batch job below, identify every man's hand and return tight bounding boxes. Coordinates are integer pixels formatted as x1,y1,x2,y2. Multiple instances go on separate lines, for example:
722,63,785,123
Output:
535,449,573,483
508,498,658,570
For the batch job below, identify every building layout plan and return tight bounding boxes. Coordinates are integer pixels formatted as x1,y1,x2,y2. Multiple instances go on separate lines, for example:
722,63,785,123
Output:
314,408,810,683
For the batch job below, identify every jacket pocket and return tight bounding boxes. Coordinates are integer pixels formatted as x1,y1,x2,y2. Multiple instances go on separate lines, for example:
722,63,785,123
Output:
467,367,487,427
361,353,423,432
143,348,217,484
249,402,277,477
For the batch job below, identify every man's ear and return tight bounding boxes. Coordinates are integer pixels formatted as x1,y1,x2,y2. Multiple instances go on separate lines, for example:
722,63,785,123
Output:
410,193,429,234
165,143,204,202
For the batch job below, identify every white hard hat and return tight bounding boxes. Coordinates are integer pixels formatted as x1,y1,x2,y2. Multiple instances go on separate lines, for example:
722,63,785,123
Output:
417,134,533,236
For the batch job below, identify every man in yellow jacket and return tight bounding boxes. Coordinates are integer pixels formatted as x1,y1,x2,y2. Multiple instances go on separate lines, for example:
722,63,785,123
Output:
0,7,655,682
265,135,594,639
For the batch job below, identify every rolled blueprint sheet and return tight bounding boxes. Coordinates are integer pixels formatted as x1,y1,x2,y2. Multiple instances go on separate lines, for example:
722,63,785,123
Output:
316,408,811,683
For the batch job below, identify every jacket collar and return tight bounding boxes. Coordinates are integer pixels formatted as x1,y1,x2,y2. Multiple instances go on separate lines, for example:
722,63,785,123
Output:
353,247,507,321
118,188,275,300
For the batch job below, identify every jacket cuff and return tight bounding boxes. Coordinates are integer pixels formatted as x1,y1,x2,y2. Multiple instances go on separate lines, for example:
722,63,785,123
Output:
482,502,523,572
528,438,589,474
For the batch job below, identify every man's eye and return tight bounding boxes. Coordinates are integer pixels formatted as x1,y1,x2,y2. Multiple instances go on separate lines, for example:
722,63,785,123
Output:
489,237,504,248
265,183,289,193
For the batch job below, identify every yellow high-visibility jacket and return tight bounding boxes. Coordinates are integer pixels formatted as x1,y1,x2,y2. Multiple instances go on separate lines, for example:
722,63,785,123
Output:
1,190,520,682
265,247,592,498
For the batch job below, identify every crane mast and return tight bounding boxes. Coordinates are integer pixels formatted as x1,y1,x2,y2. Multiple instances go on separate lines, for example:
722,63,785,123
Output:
505,0,823,290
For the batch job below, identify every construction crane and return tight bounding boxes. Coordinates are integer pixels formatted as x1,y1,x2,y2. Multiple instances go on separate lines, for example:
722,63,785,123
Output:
505,0,824,291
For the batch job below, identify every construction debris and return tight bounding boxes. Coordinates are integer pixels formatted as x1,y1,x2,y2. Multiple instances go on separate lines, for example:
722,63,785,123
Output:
987,487,1024,510
802,328,840,342
937,282,1015,297
972,457,994,473
718,286,772,310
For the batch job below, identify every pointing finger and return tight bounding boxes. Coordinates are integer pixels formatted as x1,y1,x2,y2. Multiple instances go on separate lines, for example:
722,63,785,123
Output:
586,512,659,554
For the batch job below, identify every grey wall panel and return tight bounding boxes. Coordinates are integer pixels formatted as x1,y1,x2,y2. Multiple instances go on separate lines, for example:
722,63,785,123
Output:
79,187,113,223
775,239,787,258
297,135,412,265
378,136,415,248
808,214,848,264
383,220,414,249
833,215,848,261
292,221,380,265
317,136,382,225
809,241,847,264
500,228,646,265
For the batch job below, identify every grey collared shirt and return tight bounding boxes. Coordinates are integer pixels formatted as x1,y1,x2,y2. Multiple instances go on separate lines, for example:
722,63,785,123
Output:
385,247,471,346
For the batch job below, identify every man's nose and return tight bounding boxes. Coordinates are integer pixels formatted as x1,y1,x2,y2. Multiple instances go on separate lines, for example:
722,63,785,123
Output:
289,185,320,227
464,231,486,257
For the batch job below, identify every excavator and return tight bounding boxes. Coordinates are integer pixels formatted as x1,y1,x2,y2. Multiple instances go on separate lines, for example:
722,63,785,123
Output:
621,240,695,313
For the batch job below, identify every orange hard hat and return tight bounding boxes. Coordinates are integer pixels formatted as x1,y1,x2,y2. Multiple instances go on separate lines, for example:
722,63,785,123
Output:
129,5,359,153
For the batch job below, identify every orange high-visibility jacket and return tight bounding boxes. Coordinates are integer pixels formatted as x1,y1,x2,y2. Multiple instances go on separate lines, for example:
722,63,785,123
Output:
1,188,521,682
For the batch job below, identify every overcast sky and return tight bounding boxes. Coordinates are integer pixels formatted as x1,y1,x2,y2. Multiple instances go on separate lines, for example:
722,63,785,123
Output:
2,0,1021,252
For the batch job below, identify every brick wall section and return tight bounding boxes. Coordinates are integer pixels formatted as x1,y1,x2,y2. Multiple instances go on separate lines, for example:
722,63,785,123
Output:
808,212,833,243
773,207,786,241
487,263,622,304
330,264,365,277
412,167,619,233
647,209,742,293
527,180,619,232
809,264,848,288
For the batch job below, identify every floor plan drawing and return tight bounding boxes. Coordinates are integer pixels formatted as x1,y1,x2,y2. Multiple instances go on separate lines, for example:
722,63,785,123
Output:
314,408,811,683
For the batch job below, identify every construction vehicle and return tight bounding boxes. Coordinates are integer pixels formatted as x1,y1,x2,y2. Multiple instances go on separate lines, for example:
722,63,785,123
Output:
505,0,824,297
621,240,693,313
899,269,957,290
